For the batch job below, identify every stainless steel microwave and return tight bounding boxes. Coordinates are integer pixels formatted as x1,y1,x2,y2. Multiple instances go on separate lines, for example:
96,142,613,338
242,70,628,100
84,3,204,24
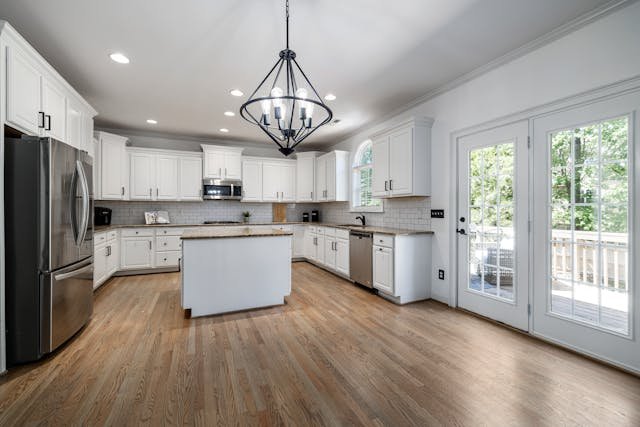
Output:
202,179,242,200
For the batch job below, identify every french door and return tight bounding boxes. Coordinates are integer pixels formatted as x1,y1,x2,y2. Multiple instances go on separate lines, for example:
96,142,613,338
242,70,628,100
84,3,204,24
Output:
457,121,530,331
532,92,640,373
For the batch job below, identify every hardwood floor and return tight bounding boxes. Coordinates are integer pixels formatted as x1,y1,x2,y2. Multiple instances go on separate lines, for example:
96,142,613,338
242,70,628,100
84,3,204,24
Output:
1,262,639,426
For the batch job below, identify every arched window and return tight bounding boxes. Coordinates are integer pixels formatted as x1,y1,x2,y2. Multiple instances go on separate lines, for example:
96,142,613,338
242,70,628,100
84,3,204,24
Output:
352,140,382,212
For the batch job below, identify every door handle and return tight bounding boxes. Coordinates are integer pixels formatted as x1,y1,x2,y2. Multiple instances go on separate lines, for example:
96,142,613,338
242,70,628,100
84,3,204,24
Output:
310,191,313,199
149,241,152,250
219,167,222,176
38,111,45,129
75,160,90,246
389,180,393,190
225,167,227,176
54,263,93,281
121,186,125,196
45,115,51,131
384,181,388,191
156,188,159,197
456,228,467,235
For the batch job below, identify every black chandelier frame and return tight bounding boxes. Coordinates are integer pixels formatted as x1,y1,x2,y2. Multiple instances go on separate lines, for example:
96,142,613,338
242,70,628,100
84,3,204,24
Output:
239,0,333,156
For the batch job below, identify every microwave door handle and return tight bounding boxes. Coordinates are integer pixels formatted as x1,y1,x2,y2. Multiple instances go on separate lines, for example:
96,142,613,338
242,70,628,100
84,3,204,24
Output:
76,160,90,246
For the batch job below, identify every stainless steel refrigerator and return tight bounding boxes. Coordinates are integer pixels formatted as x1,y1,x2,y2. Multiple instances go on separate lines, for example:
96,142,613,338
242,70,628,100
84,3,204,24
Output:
5,136,94,365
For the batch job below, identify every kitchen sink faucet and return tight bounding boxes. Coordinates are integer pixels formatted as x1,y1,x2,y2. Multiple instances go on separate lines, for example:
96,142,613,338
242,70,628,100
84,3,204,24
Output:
356,215,366,226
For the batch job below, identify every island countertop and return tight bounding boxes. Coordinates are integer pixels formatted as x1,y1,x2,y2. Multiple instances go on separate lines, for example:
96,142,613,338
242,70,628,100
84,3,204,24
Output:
181,227,293,240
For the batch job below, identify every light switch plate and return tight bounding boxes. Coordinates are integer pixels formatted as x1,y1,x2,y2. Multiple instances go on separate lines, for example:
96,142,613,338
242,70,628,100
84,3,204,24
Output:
431,209,445,219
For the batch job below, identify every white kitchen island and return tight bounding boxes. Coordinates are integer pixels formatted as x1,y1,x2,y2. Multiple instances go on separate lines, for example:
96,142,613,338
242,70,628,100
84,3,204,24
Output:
181,227,292,317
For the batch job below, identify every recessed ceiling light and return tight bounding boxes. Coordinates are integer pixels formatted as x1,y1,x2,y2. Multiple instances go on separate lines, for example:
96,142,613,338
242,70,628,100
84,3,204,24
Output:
219,128,229,133
324,93,337,101
109,52,130,64
224,111,236,117
229,89,244,97
146,119,158,124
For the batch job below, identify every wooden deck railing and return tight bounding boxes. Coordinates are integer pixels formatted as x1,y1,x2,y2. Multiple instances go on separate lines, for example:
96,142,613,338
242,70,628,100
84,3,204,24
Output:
551,230,628,290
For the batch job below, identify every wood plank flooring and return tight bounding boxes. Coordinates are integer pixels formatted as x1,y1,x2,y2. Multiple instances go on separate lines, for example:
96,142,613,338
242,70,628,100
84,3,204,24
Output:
1,262,639,426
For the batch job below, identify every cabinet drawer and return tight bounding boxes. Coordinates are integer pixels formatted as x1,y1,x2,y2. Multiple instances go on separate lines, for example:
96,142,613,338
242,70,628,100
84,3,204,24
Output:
156,227,185,236
94,232,107,245
156,251,181,267
323,227,336,237
121,228,154,237
373,233,394,248
156,235,182,251
272,225,293,233
335,229,349,240
307,226,317,233
107,230,118,241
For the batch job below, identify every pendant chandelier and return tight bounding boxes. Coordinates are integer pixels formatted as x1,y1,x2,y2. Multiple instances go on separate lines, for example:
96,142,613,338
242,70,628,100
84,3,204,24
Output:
240,0,333,156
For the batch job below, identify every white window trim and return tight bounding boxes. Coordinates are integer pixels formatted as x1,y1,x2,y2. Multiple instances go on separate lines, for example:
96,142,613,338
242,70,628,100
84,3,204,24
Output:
351,141,383,213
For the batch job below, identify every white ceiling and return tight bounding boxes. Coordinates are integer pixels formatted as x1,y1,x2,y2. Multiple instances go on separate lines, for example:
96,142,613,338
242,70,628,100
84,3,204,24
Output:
0,0,614,146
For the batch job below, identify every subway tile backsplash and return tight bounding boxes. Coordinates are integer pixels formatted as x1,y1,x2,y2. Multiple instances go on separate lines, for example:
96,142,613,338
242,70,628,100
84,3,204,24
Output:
97,198,430,231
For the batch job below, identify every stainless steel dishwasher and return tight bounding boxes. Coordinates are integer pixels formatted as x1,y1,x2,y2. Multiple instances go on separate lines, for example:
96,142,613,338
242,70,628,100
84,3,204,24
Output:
349,230,373,288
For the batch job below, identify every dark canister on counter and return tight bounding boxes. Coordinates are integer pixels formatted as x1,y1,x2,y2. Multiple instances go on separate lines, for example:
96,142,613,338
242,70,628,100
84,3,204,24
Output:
302,212,310,222
311,210,320,222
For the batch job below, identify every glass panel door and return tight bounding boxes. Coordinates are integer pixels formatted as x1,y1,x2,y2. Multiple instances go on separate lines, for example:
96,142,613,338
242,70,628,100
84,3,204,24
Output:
532,91,639,374
457,121,529,331
549,117,630,334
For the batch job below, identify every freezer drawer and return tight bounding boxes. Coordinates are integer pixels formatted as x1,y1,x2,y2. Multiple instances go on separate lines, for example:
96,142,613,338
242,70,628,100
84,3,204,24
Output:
42,258,94,353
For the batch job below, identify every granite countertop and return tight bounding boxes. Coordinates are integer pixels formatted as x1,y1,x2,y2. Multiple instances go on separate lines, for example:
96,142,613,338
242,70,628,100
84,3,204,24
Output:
94,222,433,236
181,227,293,240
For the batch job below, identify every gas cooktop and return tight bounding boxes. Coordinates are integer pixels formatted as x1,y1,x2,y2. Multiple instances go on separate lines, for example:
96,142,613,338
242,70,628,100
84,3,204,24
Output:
203,220,241,225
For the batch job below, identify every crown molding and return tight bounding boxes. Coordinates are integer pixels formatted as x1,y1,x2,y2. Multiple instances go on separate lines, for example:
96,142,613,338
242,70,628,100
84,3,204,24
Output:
337,0,637,145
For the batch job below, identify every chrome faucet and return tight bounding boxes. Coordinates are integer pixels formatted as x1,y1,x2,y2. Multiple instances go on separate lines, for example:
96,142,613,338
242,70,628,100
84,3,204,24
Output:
356,215,366,226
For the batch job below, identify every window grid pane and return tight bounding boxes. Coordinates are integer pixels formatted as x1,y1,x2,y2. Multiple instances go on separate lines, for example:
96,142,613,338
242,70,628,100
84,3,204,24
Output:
548,116,630,335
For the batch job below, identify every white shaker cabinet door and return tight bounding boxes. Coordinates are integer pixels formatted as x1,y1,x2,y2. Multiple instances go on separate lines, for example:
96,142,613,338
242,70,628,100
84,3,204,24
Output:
224,152,243,179
41,77,67,142
6,45,42,135
373,246,394,295
156,155,179,200
335,238,350,276
180,157,203,200
371,136,390,197
388,127,413,196
130,153,155,200
242,160,263,202
121,238,154,269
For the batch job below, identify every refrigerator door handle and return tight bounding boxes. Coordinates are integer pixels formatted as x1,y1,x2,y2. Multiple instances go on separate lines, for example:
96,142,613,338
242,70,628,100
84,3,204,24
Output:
53,262,93,281
76,160,90,246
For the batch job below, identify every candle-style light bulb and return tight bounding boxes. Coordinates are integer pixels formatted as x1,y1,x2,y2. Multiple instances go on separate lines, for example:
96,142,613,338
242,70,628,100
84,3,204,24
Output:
260,99,271,126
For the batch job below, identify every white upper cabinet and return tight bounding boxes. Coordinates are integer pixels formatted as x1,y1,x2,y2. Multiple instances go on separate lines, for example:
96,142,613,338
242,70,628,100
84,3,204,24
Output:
315,151,349,202
129,148,202,201
370,117,433,198
96,131,128,200
241,159,263,202
130,151,155,200
179,156,203,201
242,157,295,203
2,22,97,143
5,44,42,134
295,152,319,202
262,161,281,202
41,77,66,142
66,97,83,151
155,155,179,200
201,145,244,180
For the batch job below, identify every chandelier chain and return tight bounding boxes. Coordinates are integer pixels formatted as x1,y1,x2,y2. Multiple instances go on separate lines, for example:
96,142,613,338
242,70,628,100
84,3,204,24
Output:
286,0,290,49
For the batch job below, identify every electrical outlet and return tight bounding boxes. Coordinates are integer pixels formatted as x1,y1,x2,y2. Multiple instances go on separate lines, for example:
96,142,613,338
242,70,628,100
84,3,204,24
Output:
438,269,445,280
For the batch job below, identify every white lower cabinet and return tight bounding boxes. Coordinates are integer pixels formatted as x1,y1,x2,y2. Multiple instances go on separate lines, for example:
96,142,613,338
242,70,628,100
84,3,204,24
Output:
335,237,349,276
121,229,154,270
304,226,349,277
93,230,119,289
373,245,394,295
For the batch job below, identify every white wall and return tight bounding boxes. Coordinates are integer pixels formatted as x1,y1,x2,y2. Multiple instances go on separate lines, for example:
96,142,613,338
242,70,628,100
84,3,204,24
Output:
328,2,640,303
